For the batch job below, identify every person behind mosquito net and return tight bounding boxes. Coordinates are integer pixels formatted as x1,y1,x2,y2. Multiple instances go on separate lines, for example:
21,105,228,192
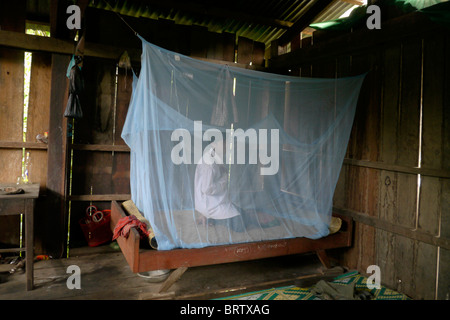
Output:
194,139,257,232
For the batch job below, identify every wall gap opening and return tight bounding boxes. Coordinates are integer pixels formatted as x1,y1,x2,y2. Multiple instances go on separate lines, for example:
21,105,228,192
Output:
18,23,50,255
414,38,424,231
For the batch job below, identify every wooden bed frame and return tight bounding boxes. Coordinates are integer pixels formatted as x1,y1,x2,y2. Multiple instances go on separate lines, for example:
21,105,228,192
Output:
110,200,353,273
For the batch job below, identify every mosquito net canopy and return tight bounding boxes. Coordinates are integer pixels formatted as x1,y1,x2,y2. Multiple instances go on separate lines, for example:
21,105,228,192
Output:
121,36,365,250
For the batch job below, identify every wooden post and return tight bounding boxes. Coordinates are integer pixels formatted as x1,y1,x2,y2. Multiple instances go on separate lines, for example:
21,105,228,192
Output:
25,199,35,290
45,54,70,257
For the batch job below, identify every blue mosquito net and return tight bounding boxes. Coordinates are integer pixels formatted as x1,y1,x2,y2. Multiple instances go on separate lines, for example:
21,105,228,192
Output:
121,35,365,250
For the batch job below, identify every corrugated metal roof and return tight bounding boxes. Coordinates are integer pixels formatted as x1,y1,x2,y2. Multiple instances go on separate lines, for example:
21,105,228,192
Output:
89,0,359,46
24,0,362,47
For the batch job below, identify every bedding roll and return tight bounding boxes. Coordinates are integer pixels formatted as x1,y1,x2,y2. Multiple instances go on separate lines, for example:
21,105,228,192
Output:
122,200,158,249
328,217,342,235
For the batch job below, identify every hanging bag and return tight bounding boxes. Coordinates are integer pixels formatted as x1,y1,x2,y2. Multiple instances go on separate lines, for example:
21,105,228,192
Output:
79,205,113,247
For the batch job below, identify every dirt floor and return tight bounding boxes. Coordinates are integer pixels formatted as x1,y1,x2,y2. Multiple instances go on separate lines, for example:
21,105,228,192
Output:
0,244,342,300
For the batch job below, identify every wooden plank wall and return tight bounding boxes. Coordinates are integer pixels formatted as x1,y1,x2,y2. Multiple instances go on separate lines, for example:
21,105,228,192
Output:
0,1,27,249
66,8,266,248
0,6,266,252
272,13,449,300
0,1,52,252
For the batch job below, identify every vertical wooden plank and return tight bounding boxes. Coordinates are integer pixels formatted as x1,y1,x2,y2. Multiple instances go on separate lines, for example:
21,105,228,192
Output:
0,0,26,247
174,24,191,56
78,58,116,145
113,67,132,195
380,45,401,165
71,57,116,207
421,36,443,170
418,177,441,235
418,35,444,237
311,58,335,78
189,25,208,58
333,54,352,212
343,50,380,272
46,53,70,257
49,0,70,40
206,32,223,61
377,43,401,290
376,40,398,285
114,67,133,145
154,18,177,51
111,70,133,194
395,173,417,228
237,37,254,65
0,0,26,184
0,48,24,184
378,40,401,250
222,32,236,63
390,37,422,298
397,39,421,168
252,41,265,67
414,241,438,299
26,53,52,189
26,52,52,254
0,48,24,143
71,151,113,196
375,229,396,290
112,153,130,195
290,34,301,52
26,53,52,139
438,35,450,300
300,63,312,78
438,248,450,300
441,36,450,241
393,235,415,296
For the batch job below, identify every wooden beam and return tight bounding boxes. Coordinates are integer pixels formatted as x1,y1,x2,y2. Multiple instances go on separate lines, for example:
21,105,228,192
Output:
343,158,450,179
0,30,267,71
333,206,450,250
277,0,334,46
69,194,131,201
0,141,48,150
71,144,130,152
0,29,139,61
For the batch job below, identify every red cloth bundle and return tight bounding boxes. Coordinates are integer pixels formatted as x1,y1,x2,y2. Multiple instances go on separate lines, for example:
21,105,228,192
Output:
112,215,150,240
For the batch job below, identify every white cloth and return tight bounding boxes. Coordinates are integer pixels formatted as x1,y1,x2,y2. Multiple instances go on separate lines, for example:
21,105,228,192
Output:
194,160,241,220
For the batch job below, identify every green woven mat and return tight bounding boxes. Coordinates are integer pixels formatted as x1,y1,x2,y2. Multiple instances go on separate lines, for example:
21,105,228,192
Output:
218,271,411,300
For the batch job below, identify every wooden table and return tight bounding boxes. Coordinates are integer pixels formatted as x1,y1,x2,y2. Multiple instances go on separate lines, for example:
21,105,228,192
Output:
0,183,39,290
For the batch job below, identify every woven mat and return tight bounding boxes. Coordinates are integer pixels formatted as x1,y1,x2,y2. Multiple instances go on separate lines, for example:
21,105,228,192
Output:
218,271,411,300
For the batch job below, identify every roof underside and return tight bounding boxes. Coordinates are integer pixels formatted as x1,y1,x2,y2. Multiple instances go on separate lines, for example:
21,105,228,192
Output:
89,0,359,46
26,0,364,47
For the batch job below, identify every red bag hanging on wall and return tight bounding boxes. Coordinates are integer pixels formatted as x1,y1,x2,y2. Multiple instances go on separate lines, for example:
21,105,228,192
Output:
79,206,113,247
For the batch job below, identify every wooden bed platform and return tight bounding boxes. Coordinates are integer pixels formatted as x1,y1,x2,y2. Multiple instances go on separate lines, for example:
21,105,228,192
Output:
110,201,353,274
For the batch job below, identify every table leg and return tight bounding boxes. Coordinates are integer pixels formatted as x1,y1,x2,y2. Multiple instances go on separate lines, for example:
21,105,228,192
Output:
25,199,34,291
